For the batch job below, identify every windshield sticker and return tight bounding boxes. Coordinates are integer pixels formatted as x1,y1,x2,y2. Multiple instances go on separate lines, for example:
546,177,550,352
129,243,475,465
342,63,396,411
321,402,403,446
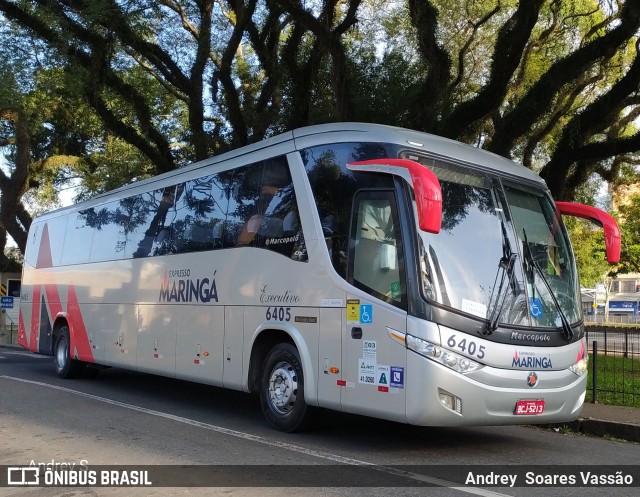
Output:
390,281,401,299
529,297,543,318
461,299,487,319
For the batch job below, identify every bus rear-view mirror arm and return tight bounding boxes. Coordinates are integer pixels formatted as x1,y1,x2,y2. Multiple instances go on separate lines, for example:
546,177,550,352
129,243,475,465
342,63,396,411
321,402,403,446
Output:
556,201,621,264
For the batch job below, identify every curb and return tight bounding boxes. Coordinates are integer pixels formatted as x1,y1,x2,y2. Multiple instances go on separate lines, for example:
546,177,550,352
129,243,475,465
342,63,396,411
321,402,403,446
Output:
546,418,640,443
573,418,640,443
0,343,22,350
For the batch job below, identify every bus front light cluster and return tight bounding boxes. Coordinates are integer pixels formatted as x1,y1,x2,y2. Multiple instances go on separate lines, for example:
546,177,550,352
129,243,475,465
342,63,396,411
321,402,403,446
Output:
569,355,589,377
406,335,482,374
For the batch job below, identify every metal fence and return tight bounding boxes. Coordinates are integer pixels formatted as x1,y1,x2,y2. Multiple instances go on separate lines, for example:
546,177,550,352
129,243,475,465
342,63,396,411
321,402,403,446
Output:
584,327,640,407
584,314,640,325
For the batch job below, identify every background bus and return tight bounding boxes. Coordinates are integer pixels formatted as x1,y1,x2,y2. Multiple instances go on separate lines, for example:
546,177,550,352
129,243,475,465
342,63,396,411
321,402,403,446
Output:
18,123,620,431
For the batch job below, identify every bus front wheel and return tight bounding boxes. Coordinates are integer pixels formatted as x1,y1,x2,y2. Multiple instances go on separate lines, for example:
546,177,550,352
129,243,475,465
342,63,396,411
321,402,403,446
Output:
53,325,85,379
259,343,310,432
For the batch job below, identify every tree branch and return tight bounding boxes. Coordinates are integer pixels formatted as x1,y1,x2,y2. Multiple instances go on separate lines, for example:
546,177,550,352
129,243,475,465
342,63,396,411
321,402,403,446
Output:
438,0,544,140
540,43,640,198
490,0,640,157
407,0,452,132
449,1,501,92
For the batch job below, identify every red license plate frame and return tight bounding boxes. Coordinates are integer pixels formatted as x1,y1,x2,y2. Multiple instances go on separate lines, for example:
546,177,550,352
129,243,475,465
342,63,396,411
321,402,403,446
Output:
515,399,545,415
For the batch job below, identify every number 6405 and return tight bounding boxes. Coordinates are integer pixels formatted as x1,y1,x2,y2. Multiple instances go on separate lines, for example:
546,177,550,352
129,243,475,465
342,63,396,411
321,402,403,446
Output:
265,307,291,321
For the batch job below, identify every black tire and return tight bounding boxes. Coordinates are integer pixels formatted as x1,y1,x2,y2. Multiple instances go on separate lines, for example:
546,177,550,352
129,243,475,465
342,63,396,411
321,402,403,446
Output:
53,325,85,379
259,343,311,432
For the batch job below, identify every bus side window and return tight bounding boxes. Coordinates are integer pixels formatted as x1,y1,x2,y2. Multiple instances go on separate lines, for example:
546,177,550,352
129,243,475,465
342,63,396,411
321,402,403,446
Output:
231,157,307,261
87,201,127,262
301,142,394,278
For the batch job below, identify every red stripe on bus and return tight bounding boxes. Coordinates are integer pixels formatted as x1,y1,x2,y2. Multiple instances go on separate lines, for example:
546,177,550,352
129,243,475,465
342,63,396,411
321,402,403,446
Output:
66,286,94,363
44,284,63,321
29,286,41,352
17,308,27,348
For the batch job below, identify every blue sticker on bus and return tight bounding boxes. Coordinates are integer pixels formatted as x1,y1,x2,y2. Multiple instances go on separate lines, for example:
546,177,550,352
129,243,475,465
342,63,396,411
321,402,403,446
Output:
390,366,404,388
360,304,373,324
529,297,543,318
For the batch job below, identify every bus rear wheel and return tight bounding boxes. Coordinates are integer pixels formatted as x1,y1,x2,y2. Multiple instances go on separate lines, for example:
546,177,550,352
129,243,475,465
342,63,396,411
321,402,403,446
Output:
53,325,85,379
259,343,310,432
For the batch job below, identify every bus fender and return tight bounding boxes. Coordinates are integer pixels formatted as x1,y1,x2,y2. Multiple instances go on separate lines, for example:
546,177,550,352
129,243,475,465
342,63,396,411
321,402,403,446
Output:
55,302,95,364
245,322,317,405
52,311,70,353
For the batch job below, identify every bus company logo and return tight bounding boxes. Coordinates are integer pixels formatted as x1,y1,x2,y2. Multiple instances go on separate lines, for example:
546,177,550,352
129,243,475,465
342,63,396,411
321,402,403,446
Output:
159,267,219,303
512,350,553,369
526,371,539,388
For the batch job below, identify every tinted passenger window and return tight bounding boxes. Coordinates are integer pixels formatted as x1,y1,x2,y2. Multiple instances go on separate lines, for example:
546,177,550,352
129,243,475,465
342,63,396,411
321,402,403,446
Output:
301,142,394,277
128,155,306,261
53,155,306,264
169,176,228,254
84,202,128,262
123,187,176,258
229,157,307,261
61,212,93,265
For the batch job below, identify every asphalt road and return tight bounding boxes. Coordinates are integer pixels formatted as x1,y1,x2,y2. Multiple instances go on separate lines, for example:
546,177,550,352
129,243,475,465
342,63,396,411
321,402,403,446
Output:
0,347,638,497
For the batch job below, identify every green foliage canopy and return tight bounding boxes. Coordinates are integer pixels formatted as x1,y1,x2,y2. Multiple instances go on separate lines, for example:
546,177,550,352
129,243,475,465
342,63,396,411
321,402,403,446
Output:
0,0,639,262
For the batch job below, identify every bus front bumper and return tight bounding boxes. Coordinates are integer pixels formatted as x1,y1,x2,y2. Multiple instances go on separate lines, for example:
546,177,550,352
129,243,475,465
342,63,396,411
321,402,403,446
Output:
405,351,587,426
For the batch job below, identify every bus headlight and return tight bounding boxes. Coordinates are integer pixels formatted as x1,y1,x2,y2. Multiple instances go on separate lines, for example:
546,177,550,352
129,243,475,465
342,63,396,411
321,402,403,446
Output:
569,355,589,376
407,335,482,374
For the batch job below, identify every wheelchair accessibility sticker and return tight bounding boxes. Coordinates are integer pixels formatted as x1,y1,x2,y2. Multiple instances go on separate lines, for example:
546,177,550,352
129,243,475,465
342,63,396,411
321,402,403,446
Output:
347,300,374,325
360,304,373,324
529,297,543,319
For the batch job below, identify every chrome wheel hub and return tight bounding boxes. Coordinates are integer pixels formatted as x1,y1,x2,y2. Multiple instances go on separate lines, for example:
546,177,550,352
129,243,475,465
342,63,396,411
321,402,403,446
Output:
268,361,298,414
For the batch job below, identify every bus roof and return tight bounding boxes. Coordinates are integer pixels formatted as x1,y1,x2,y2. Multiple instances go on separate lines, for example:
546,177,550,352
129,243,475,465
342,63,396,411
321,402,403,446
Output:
293,123,545,185
36,122,545,221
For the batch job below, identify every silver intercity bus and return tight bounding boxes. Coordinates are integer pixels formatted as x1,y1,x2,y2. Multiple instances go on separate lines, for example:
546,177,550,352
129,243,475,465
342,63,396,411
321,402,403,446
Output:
18,123,620,431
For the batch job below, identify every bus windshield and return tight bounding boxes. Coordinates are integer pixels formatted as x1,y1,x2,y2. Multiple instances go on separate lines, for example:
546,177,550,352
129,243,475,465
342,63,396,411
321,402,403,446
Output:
417,161,580,330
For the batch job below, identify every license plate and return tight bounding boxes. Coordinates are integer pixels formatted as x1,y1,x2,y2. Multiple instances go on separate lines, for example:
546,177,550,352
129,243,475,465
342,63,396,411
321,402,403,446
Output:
515,399,545,415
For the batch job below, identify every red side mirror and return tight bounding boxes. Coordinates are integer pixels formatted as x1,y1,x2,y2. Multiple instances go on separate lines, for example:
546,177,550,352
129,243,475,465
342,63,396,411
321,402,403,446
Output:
556,201,621,264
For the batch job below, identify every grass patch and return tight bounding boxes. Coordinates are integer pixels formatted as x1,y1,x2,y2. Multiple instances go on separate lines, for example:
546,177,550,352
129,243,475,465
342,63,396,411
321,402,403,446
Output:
585,354,640,408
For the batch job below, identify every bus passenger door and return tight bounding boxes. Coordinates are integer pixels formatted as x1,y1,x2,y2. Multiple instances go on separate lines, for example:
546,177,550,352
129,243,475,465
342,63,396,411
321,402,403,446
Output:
341,190,408,422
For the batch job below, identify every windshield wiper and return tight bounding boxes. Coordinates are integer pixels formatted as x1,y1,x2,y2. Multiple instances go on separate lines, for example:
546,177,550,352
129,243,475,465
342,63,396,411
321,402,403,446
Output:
522,229,573,341
484,222,518,335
